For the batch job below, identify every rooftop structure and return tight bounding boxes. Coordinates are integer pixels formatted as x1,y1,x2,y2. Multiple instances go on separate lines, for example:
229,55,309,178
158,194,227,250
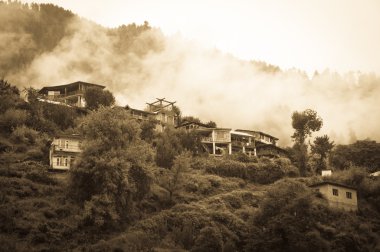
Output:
146,98,178,132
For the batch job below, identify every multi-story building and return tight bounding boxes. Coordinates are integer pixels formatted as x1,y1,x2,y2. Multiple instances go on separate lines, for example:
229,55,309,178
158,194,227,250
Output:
49,134,82,170
310,182,358,211
235,129,287,158
231,130,256,156
197,128,232,156
38,81,105,107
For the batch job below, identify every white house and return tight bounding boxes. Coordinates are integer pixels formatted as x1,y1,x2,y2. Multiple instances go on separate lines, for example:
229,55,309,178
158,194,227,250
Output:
49,134,82,170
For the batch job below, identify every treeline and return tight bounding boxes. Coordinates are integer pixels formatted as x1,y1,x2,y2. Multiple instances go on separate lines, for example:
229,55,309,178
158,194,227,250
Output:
0,1,153,78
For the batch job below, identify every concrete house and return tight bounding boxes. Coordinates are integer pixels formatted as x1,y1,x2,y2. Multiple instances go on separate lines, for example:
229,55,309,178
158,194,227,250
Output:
310,181,358,211
231,130,256,156
49,134,82,170
38,81,105,108
198,128,232,156
235,129,287,158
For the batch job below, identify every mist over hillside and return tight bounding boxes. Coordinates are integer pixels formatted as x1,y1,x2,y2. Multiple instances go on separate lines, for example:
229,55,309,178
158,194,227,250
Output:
1,2,380,146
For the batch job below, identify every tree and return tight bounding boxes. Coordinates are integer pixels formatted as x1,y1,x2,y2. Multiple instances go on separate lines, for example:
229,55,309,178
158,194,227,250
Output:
161,151,192,202
310,135,334,173
0,80,22,113
330,140,380,171
83,87,115,110
205,121,217,128
69,107,154,227
291,109,323,144
172,105,182,126
291,109,323,176
140,117,158,142
155,127,183,168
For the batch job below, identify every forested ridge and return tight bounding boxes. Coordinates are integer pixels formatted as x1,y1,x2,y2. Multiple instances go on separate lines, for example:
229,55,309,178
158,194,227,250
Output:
1,1,380,251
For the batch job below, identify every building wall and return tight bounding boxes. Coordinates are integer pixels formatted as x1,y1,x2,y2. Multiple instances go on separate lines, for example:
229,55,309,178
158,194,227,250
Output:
52,138,81,153
316,184,358,211
50,137,82,170
51,154,75,170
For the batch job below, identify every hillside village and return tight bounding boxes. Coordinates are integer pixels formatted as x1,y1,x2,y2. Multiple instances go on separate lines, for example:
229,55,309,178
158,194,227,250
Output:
44,81,288,171
1,2,380,251
1,78,379,251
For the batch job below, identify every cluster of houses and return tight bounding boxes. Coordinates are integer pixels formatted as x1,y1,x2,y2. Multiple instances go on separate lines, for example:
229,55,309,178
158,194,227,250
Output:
40,81,359,212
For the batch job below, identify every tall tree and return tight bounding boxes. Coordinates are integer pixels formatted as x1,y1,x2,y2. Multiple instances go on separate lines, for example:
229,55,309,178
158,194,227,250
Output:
310,135,334,174
291,109,323,144
69,107,154,227
291,109,323,176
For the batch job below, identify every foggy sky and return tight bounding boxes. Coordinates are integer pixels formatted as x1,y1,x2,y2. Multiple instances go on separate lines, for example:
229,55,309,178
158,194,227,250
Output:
4,1,380,147
22,0,380,75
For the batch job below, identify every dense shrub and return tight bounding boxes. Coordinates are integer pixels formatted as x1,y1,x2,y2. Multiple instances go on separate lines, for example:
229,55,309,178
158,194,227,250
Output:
0,108,28,132
197,157,247,179
196,157,298,184
25,171,58,185
10,125,39,144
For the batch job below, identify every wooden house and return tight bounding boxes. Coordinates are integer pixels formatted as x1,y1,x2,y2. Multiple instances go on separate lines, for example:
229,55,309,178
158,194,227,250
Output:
49,134,82,170
38,81,105,107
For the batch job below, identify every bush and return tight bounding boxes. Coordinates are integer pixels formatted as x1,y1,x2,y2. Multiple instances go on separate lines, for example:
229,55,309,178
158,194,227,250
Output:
25,171,58,185
199,158,247,179
0,108,28,132
10,125,39,144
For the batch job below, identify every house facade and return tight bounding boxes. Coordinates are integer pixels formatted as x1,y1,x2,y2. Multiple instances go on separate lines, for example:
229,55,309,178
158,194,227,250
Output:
310,182,358,211
198,128,232,156
49,134,82,170
231,130,256,156
38,81,105,108
125,106,155,121
235,129,287,158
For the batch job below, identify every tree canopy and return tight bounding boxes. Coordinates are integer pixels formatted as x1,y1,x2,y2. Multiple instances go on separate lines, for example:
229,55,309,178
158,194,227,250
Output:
291,109,323,144
83,87,115,110
69,107,154,227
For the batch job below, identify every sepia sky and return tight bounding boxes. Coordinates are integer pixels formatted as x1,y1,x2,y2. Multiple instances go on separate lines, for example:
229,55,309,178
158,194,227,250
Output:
22,0,380,75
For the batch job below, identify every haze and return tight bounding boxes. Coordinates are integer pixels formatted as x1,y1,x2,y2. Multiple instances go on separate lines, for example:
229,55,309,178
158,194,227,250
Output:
22,0,380,75
4,0,380,146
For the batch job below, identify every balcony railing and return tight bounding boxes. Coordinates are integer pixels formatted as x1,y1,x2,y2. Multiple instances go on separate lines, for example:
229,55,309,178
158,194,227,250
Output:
53,144,81,153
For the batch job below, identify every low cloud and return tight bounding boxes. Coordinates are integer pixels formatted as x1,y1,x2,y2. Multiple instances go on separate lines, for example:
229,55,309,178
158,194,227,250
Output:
7,18,380,146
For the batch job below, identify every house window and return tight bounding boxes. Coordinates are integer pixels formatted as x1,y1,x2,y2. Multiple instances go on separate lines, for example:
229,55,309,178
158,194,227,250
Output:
64,158,68,166
346,192,352,199
57,157,61,166
65,140,69,149
332,188,339,196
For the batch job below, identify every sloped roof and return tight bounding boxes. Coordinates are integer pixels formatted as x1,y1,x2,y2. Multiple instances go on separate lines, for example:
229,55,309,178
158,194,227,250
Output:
39,81,105,93
310,181,357,190
235,129,279,140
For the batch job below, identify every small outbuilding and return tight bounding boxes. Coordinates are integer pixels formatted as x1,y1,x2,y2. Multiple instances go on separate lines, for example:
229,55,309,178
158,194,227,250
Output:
310,181,358,211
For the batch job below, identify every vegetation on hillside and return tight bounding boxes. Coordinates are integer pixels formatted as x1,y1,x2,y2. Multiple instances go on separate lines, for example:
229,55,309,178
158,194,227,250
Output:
1,79,380,251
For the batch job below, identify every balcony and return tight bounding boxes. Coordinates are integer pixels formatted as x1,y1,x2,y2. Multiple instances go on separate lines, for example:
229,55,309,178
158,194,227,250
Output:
54,144,81,153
